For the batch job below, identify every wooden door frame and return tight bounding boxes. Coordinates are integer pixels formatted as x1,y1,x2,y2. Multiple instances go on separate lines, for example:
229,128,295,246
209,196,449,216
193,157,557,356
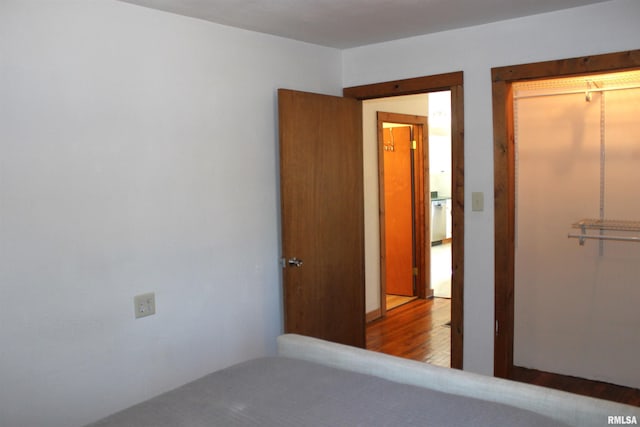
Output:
492,49,640,378
344,71,465,369
377,113,429,315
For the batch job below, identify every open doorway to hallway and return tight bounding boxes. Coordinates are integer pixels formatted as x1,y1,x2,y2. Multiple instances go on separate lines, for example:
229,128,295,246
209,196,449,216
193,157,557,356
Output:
378,113,428,302
344,71,464,369
364,91,452,367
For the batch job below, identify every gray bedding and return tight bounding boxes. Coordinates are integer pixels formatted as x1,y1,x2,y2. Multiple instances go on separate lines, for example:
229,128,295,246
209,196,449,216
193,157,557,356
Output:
86,357,571,427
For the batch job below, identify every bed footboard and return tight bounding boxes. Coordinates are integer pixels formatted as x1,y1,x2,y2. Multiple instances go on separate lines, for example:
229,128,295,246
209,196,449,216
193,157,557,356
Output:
277,334,639,427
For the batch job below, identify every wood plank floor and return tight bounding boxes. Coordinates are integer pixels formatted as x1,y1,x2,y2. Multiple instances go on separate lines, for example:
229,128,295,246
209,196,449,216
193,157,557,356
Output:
366,298,640,407
366,298,451,368
385,294,417,311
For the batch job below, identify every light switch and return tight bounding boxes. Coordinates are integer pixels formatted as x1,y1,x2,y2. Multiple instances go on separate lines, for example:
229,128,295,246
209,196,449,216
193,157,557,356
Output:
471,192,484,212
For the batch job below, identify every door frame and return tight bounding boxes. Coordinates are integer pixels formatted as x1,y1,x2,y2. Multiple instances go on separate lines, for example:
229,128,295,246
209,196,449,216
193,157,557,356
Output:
378,113,429,313
344,71,465,369
491,49,640,378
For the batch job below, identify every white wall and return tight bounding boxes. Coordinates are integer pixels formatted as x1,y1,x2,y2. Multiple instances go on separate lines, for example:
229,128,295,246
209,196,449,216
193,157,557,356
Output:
0,1,342,426
514,83,640,389
343,0,640,375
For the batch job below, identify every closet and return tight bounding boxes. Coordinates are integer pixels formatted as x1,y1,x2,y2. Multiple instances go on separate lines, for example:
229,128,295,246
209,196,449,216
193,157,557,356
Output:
513,70,640,389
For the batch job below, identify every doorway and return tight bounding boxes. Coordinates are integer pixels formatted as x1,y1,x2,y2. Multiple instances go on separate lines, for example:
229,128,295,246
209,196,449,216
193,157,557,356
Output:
378,113,428,304
492,49,640,379
344,72,464,369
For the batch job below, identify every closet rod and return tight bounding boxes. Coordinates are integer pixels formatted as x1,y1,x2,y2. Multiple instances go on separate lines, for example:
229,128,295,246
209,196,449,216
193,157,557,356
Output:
568,233,640,243
514,83,640,100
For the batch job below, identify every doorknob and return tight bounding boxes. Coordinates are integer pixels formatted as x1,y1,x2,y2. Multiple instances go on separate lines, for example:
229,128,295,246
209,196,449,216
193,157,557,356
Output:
287,257,304,267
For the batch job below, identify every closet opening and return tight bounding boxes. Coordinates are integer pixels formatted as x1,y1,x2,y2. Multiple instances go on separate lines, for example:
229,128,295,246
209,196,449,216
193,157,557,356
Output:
492,50,640,389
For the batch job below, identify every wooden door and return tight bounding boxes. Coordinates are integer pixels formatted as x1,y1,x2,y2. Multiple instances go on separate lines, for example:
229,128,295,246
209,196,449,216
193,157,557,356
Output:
382,126,415,296
278,89,365,348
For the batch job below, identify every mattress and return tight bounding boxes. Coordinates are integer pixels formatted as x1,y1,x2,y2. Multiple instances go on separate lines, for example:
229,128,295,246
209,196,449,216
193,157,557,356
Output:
86,357,570,427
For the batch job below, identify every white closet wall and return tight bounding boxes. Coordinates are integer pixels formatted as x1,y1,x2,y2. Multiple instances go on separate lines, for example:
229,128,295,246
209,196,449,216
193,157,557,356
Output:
514,72,640,389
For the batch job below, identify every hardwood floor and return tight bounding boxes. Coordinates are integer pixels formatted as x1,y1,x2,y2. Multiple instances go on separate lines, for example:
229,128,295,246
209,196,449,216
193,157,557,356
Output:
385,294,417,311
366,298,640,407
366,297,451,368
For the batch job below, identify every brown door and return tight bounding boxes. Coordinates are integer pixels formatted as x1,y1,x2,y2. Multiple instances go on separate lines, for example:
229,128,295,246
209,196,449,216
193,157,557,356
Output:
381,125,415,296
278,89,365,348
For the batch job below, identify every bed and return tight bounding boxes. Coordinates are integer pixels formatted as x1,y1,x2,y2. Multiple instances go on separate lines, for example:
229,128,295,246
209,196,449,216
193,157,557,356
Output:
86,334,640,426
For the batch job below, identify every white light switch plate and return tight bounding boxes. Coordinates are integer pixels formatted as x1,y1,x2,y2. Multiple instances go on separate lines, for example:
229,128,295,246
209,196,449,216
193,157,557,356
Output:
134,292,156,319
471,192,484,212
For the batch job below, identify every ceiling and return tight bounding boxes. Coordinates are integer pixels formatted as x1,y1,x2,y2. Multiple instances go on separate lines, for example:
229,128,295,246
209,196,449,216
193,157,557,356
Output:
119,0,611,49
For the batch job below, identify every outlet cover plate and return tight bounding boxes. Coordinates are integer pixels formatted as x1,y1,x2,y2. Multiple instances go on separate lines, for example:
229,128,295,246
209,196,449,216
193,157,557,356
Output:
134,292,156,319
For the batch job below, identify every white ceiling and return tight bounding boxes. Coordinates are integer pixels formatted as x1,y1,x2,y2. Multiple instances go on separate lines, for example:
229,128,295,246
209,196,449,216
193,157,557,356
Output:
119,0,611,49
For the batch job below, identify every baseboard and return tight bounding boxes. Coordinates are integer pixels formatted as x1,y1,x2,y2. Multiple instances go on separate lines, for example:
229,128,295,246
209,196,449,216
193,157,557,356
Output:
366,308,382,323
511,365,640,406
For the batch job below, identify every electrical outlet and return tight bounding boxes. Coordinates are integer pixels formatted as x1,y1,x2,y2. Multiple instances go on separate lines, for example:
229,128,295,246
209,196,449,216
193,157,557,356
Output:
134,292,156,319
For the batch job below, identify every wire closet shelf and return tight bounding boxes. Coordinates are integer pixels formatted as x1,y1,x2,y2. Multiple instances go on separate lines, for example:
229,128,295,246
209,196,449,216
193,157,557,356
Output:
513,70,640,249
568,218,640,245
